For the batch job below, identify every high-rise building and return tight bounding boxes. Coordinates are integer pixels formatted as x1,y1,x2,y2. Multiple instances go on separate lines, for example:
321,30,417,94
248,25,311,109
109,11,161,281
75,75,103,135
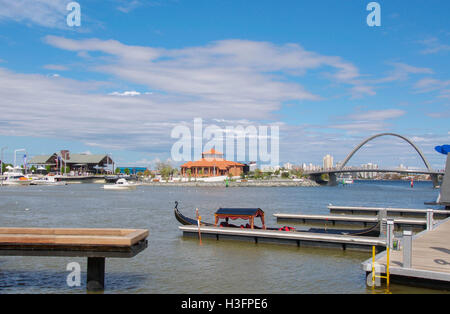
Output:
323,154,334,169
359,163,378,179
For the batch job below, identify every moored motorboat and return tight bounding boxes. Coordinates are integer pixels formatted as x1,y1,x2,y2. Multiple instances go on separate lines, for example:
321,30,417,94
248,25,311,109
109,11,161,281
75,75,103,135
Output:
174,202,380,237
103,178,138,190
1,171,32,186
31,175,67,186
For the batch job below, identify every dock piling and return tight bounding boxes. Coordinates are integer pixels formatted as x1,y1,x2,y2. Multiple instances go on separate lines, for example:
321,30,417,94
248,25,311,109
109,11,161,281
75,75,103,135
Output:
402,230,413,269
87,257,106,291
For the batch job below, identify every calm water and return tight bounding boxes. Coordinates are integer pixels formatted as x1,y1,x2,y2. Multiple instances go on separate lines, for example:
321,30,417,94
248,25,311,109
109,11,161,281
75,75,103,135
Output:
0,180,446,294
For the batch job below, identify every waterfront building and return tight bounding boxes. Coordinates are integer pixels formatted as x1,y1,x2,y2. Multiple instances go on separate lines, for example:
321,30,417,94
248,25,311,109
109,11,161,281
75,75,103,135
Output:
248,161,258,172
29,151,114,174
180,149,244,177
283,162,293,170
260,164,281,172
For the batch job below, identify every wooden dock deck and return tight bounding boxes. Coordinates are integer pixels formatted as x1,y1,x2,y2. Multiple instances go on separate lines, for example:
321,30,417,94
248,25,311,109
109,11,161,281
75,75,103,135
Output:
179,225,386,252
328,205,450,219
362,218,450,289
274,213,426,230
0,227,149,290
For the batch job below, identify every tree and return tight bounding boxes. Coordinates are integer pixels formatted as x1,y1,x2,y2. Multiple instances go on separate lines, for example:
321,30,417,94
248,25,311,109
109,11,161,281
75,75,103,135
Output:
157,161,173,182
186,169,192,182
115,168,121,174
124,168,130,175
281,172,290,179
2,163,12,173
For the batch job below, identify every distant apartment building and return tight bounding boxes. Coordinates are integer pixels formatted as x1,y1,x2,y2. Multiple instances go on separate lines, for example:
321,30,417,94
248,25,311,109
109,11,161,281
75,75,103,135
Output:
301,163,321,171
283,162,293,170
323,154,334,170
359,163,378,179
248,161,258,172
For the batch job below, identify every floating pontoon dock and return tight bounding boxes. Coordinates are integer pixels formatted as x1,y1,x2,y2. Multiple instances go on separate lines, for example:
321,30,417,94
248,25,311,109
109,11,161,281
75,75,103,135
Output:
274,213,427,230
328,205,450,219
179,226,386,252
0,227,149,290
362,217,450,289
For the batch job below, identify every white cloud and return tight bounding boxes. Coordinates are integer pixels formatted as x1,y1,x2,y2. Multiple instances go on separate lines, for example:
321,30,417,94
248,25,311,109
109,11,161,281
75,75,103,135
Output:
347,109,406,121
0,0,68,29
329,109,406,133
109,91,141,96
414,78,450,93
417,37,450,55
376,62,433,83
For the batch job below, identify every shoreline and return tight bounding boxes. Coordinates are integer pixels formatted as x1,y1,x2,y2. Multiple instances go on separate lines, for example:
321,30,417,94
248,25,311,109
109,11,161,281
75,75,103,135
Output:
140,179,320,187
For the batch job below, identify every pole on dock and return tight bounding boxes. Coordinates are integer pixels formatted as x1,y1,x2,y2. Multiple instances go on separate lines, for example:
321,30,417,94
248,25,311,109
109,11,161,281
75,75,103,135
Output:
379,209,387,236
196,208,202,245
386,219,394,249
402,230,413,268
426,209,434,231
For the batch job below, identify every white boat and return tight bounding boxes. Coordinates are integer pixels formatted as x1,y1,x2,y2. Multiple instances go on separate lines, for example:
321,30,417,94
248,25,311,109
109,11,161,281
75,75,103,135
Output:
103,178,137,190
31,176,67,186
1,171,32,186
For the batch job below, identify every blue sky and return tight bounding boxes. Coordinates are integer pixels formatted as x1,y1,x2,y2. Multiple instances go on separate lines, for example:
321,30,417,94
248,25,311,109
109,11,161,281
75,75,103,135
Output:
0,0,449,169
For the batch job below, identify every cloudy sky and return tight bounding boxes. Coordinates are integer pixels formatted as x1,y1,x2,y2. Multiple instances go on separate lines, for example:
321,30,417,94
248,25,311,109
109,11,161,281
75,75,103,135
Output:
0,0,448,169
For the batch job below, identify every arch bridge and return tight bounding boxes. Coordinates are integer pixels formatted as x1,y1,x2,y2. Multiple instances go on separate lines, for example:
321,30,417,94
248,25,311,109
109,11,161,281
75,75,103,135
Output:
307,133,443,188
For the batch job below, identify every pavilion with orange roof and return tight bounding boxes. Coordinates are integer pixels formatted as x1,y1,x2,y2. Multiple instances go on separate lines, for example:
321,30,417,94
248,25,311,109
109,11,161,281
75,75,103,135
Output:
180,149,245,177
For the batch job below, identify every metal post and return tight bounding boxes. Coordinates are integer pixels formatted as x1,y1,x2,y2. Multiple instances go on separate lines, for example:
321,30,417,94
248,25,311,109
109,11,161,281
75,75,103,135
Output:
378,208,387,236
426,209,434,231
403,230,413,268
386,219,394,249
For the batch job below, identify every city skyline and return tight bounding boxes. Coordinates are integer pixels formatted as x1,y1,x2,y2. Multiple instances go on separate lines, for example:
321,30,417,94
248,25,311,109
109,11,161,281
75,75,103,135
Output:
0,1,449,169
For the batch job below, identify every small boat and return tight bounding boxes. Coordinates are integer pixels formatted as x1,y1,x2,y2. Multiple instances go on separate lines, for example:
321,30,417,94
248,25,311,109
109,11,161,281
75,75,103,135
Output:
31,176,67,186
174,202,380,237
103,178,138,190
342,178,354,184
1,171,32,186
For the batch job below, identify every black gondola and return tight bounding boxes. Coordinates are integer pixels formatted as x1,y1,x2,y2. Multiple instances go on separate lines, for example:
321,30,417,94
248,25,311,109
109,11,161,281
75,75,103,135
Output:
174,202,380,237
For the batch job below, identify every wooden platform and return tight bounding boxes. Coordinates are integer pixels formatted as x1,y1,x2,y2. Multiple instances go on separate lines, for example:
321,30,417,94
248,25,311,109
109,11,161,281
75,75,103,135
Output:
328,205,450,219
0,228,149,290
274,213,426,230
179,226,386,252
363,218,450,289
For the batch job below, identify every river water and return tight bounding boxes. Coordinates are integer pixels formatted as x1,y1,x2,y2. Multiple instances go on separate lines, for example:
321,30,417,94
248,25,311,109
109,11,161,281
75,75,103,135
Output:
0,180,446,294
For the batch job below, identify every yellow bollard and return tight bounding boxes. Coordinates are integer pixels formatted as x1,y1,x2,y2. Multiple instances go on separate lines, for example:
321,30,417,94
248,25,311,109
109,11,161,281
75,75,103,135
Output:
372,246,376,286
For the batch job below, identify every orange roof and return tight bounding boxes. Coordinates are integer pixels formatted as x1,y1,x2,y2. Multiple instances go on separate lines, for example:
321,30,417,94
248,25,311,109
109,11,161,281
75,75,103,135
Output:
202,148,223,156
181,158,244,169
